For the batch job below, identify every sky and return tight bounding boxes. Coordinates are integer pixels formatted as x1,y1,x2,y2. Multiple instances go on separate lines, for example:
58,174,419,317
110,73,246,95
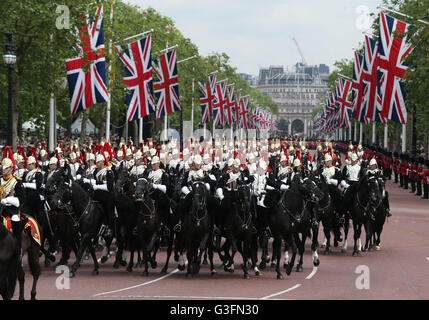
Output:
125,0,382,77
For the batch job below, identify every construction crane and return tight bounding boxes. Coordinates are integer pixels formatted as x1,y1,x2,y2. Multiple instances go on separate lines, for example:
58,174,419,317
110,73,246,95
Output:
292,38,307,66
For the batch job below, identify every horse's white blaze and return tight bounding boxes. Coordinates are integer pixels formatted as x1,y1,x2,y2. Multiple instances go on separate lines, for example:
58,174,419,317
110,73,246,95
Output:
178,255,185,266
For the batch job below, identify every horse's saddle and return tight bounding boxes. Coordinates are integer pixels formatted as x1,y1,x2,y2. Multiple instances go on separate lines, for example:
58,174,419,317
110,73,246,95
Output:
2,215,41,246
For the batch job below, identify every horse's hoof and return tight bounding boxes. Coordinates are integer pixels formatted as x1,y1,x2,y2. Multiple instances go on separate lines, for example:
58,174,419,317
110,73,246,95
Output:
369,247,374,252
178,264,186,271
120,260,127,267
277,274,284,280
174,254,179,262
161,268,168,274
151,261,157,269
44,260,51,268
313,258,320,267
92,269,99,276
320,244,325,248
341,248,347,253
255,270,261,276
186,273,193,279
126,266,133,273
270,262,276,268
113,261,120,269
352,251,358,257
259,262,266,270
375,246,381,251
69,271,76,278
285,264,292,276
211,269,216,276
84,255,89,261
100,256,108,264
296,264,303,272
324,249,330,255
142,271,149,277
244,274,250,280
334,240,338,248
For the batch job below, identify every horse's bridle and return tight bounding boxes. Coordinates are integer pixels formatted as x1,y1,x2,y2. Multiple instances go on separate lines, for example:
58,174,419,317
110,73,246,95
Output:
135,178,156,220
191,181,208,227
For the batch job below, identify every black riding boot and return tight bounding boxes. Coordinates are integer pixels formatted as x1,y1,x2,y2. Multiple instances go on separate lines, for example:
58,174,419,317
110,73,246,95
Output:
423,184,429,199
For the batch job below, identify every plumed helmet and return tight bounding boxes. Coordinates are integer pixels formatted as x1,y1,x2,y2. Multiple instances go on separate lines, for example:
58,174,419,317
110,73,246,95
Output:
293,159,302,167
49,157,58,165
88,153,96,161
227,158,234,167
95,154,105,163
233,158,241,168
324,154,332,162
194,155,202,165
151,156,160,165
27,156,37,166
1,158,13,170
369,158,377,166
351,153,358,161
134,151,143,160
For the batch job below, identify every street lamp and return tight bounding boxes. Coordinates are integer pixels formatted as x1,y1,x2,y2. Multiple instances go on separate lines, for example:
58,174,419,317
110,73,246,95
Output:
3,31,16,148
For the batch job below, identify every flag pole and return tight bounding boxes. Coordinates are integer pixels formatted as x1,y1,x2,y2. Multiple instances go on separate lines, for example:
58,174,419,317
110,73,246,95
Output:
105,0,114,142
139,10,148,145
164,25,170,143
384,123,388,149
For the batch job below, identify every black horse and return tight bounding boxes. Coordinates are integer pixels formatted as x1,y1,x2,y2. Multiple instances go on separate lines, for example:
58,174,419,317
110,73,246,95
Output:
370,176,388,251
350,173,382,256
263,189,297,280
311,172,349,254
127,177,159,276
287,177,323,272
181,181,211,278
0,220,20,300
221,184,258,279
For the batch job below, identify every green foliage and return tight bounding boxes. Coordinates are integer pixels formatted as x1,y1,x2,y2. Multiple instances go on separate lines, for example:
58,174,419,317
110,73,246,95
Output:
0,0,277,143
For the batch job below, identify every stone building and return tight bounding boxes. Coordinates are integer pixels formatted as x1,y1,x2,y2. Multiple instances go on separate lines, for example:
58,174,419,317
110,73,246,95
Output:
256,64,330,137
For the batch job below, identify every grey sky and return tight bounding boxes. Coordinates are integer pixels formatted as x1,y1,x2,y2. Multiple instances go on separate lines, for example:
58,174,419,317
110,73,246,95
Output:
125,0,381,76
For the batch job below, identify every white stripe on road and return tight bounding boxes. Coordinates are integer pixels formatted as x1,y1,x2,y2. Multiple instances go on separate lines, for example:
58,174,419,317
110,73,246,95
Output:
99,295,260,300
260,284,302,300
426,257,429,262
305,267,318,280
93,264,186,297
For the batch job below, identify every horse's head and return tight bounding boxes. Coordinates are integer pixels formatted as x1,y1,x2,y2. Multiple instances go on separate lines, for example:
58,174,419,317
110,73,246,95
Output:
302,177,324,203
45,169,70,210
115,167,129,193
191,181,207,214
135,177,151,202
45,169,65,194
237,184,251,215
364,174,382,208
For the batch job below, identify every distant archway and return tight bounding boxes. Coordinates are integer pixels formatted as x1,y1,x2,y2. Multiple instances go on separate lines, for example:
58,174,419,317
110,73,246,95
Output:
291,119,304,135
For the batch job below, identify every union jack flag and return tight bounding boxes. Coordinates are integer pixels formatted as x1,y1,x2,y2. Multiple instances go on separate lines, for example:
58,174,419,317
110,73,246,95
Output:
198,73,216,123
154,49,181,118
115,35,156,122
224,85,236,126
351,51,365,122
66,5,109,115
233,90,241,126
239,96,249,129
377,12,414,125
336,77,353,128
212,80,227,127
360,36,382,124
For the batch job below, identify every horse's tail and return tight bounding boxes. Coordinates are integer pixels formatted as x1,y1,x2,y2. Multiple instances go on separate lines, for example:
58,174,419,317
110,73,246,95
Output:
5,239,21,300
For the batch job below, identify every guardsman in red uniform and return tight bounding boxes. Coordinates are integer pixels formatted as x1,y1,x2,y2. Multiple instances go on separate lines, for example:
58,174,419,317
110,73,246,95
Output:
393,152,399,183
421,160,429,199
402,154,410,190
416,157,424,196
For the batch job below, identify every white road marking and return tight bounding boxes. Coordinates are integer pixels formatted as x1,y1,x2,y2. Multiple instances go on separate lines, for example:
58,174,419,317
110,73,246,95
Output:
93,262,187,297
305,267,318,280
260,284,302,300
425,257,429,262
100,295,260,300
